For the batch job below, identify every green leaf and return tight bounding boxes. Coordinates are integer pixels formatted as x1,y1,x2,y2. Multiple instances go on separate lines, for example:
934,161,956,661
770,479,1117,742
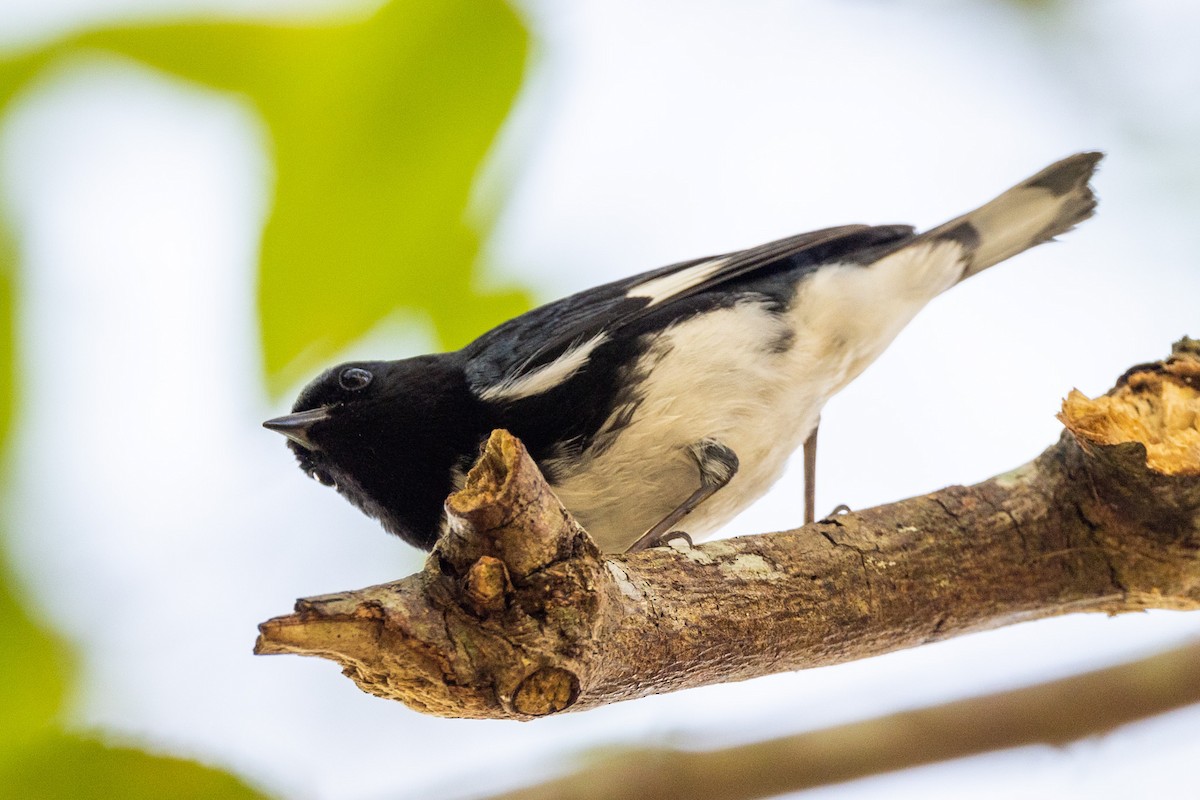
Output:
0,734,270,800
58,0,533,391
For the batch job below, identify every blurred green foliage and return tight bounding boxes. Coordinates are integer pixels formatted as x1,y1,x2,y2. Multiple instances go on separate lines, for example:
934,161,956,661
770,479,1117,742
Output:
0,221,13,447
0,0,529,795
0,735,266,799
0,562,68,754
1,0,532,393
0,160,65,768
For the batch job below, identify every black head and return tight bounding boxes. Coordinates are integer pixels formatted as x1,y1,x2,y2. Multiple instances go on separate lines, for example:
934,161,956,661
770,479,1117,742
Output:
264,354,487,550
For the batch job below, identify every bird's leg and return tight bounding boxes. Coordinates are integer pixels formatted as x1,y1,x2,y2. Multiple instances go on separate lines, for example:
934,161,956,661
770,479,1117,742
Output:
626,439,739,552
803,420,819,526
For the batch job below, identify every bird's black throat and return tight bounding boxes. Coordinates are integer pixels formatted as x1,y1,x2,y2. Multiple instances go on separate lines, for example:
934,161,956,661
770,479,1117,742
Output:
288,353,491,549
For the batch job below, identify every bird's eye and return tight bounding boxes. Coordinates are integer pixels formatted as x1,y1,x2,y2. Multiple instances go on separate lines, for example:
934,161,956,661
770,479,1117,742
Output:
309,469,337,488
339,367,373,391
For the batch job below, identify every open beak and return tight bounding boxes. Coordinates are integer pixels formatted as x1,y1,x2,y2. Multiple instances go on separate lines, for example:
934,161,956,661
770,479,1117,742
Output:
263,407,331,450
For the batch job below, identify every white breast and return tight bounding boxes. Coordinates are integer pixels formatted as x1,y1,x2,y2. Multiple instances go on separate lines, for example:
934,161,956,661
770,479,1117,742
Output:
548,239,967,552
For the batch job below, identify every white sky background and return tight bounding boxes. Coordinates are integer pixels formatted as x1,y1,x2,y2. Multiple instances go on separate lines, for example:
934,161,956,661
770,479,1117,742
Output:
2,1,1199,799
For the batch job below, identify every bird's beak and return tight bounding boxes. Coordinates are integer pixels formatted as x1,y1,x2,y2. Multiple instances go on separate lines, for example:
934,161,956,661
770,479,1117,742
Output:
263,407,332,451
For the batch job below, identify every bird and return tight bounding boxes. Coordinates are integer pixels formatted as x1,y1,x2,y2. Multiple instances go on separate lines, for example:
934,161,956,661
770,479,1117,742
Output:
265,152,1101,553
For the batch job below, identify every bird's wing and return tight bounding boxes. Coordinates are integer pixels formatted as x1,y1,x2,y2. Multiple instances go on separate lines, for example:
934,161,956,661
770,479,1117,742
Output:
463,223,915,400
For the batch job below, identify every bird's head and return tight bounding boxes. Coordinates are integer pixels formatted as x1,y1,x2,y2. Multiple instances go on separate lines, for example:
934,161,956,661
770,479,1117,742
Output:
264,355,482,549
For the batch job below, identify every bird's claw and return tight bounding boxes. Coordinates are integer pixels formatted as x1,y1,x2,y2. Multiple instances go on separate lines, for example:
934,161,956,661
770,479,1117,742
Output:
630,529,693,552
662,530,694,550
821,504,852,522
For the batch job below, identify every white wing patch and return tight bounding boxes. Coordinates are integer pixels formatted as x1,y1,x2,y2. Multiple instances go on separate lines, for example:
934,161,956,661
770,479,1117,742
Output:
626,256,732,306
478,332,609,402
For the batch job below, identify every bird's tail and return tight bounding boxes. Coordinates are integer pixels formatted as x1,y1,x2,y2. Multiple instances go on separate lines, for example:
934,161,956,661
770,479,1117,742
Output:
924,151,1102,282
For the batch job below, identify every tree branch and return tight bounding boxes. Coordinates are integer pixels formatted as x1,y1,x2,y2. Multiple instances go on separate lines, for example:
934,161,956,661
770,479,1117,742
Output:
480,639,1200,800
255,339,1200,720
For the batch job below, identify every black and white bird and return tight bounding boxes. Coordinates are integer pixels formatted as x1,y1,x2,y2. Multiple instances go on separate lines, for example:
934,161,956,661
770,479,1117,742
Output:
265,152,1101,553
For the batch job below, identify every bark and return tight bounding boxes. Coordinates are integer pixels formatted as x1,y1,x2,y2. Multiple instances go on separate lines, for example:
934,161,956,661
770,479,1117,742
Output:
255,339,1200,721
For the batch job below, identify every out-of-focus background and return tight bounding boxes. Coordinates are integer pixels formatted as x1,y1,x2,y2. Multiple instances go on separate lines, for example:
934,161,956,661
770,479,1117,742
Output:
1,1,1197,798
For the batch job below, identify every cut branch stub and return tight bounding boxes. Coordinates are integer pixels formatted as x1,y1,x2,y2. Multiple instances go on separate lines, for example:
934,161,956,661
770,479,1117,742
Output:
256,341,1200,720
440,429,598,579
1060,335,1200,479
1058,336,1200,608
257,429,606,719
